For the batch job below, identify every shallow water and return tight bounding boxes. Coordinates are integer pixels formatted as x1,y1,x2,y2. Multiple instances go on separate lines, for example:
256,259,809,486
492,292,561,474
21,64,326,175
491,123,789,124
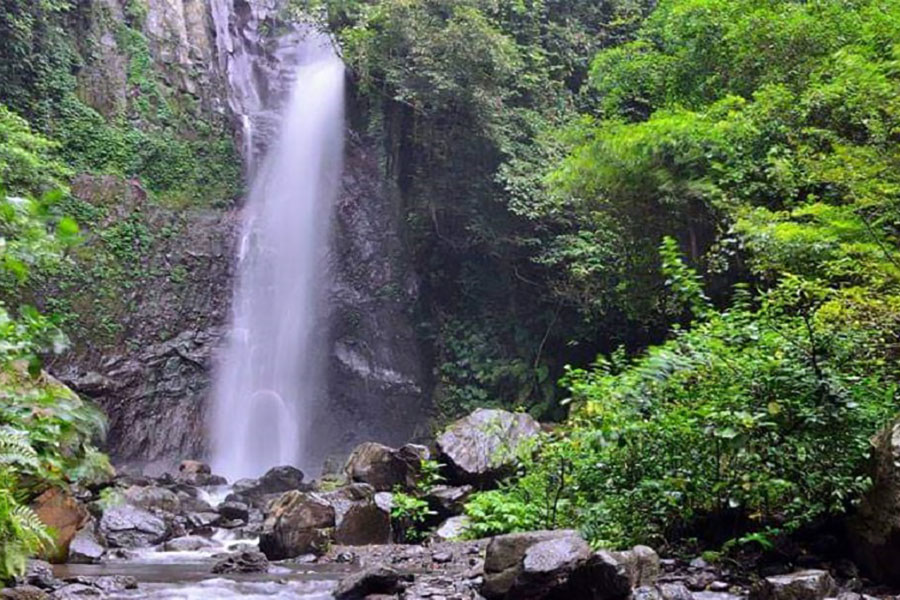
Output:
55,556,351,599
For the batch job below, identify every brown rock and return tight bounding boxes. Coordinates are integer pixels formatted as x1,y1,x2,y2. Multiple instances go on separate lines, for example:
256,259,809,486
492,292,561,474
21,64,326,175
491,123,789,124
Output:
30,488,89,563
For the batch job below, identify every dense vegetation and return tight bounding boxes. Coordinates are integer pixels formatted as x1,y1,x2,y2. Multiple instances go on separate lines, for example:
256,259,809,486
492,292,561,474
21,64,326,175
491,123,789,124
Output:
0,106,111,579
329,0,900,551
0,0,899,576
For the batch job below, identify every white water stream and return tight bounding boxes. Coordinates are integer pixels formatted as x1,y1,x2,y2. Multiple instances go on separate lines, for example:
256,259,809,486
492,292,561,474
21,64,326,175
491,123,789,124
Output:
209,31,345,481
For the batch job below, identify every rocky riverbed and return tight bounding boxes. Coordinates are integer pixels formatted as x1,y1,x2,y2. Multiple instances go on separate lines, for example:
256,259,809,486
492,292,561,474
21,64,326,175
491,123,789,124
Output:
5,409,900,600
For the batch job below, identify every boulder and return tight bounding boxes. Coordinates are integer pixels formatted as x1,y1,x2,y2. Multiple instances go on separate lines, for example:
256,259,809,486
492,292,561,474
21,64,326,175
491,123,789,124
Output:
30,488,90,563
343,442,428,491
98,504,167,548
848,419,900,584
123,486,180,513
433,516,471,542
247,465,305,495
333,566,411,600
324,484,392,545
426,484,474,518
483,530,634,600
67,526,105,564
259,490,335,559
211,551,270,574
483,530,579,598
750,571,837,600
436,409,540,487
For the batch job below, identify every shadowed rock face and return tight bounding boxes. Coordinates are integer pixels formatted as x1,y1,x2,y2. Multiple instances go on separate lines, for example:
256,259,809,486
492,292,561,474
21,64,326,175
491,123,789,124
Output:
46,0,429,473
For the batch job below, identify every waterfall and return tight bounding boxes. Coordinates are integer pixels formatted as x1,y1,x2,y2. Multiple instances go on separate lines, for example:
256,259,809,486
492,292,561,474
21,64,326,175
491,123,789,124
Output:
209,27,345,481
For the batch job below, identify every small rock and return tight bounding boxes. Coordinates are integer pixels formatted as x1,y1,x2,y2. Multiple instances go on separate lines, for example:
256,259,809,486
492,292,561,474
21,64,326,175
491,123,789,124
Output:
1,586,48,600
709,581,731,592
750,570,838,600
123,486,180,514
186,511,220,530
333,567,411,600
610,545,660,587
48,584,101,599
218,501,249,521
432,516,470,542
432,551,453,564
67,527,104,564
163,535,218,552
62,576,137,593
16,560,61,590
211,551,270,574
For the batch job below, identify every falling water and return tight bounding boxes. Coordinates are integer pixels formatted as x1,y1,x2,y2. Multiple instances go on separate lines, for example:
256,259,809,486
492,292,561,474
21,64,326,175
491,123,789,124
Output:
210,31,344,481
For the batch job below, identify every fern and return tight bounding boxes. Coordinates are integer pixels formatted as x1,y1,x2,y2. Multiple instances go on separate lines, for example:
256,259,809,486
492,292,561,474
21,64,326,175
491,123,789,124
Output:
0,479,52,579
0,427,39,470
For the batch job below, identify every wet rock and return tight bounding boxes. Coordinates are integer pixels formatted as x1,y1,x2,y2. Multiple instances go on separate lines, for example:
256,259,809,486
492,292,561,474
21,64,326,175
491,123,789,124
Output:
426,485,474,518
253,466,305,495
48,584,100,599
433,516,471,542
30,488,90,563
636,583,696,600
163,535,218,551
61,577,137,594
211,551,270,574
98,504,167,548
123,485,180,513
186,511,220,530
218,500,249,521
259,490,335,559
436,409,541,487
67,525,105,564
750,570,837,600
15,560,60,590
175,460,213,485
432,551,453,564
343,442,428,491
848,418,900,584
333,566,411,600
610,545,661,587
1,587,48,600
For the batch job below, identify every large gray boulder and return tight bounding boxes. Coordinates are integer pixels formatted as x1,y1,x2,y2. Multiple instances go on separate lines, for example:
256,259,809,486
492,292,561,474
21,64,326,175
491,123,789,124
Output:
483,530,642,600
98,504,167,548
750,570,837,600
848,419,900,584
436,409,541,487
343,442,428,491
258,490,334,559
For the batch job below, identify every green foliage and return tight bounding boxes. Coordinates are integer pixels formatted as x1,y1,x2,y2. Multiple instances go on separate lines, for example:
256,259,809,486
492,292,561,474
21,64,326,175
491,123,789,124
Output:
390,458,443,543
0,101,110,581
467,246,897,548
390,491,435,543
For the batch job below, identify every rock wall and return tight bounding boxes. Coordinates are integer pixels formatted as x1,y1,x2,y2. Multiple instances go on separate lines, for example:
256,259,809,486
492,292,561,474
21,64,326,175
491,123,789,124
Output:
45,0,429,473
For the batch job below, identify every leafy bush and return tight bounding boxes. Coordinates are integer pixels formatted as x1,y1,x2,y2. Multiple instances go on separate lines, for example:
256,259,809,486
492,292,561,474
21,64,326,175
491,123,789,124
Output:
466,240,898,548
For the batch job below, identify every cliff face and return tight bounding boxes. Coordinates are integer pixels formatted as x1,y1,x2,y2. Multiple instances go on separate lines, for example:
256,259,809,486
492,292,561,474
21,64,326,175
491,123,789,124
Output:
36,0,429,473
